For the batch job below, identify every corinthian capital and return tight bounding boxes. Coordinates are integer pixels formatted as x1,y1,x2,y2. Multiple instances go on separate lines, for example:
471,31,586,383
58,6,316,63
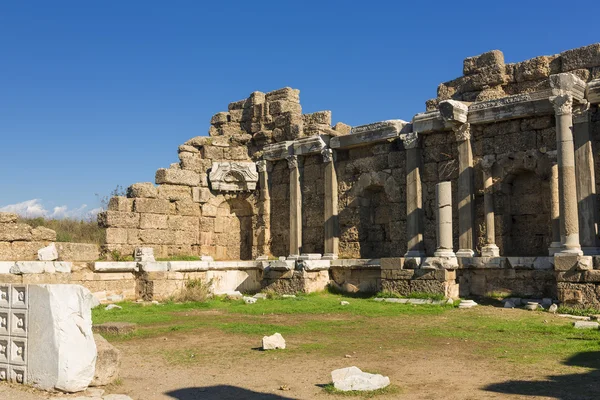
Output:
402,131,420,149
550,94,573,116
321,148,334,163
256,160,267,173
286,155,298,169
452,123,471,142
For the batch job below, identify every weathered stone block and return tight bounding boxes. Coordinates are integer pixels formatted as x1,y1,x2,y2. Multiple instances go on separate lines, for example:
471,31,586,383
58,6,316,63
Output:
127,182,157,199
31,226,56,242
265,87,300,103
105,228,128,244
0,212,18,224
155,168,200,186
90,334,121,387
175,201,200,216
133,198,170,215
0,223,32,242
139,213,168,230
98,211,139,229
139,229,175,245
561,43,600,71
380,258,404,270
157,185,192,201
55,243,100,262
108,196,133,212
463,50,504,75
192,187,212,203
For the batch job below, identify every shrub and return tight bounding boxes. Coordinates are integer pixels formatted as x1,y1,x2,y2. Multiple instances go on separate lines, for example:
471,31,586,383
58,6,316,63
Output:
19,217,105,245
172,279,213,303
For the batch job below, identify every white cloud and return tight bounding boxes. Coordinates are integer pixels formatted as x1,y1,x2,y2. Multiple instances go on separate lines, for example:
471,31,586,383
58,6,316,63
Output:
0,199,102,220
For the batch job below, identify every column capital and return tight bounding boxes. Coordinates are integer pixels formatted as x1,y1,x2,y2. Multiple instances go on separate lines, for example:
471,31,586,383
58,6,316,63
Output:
452,122,471,142
256,160,268,173
402,131,420,149
286,155,298,169
321,148,334,163
550,94,573,116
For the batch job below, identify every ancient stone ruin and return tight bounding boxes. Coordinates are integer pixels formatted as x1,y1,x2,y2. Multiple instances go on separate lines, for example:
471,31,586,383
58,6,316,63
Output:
0,43,600,335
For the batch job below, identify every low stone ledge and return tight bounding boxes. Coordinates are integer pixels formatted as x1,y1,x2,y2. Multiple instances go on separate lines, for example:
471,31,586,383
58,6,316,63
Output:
138,261,169,272
267,260,295,271
168,261,210,272
330,259,381,268
298,260,330,271
10,261,72,274
93,262,138,272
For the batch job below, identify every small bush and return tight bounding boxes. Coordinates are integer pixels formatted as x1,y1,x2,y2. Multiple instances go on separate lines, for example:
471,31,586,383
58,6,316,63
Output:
172,279,213,302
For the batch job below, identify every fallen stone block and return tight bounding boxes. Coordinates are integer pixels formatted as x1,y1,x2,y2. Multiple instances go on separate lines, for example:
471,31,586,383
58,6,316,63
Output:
90,334,121,387
26,284,98,392
331,366,390,392
93,322,137,336
243,296,257,304
549,304,558,313
262,333,286,350
458,300,478,309
105,304,122,310
574,321,599,329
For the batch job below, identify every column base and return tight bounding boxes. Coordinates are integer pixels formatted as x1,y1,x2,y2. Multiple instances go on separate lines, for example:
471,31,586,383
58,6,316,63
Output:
582,247,600,256
556,248,583,256
322,253,338,260
433,249,456,258
481,244,500,257
456,249,475,257
548,242,562,256
287,254,300,260
256,255,269,261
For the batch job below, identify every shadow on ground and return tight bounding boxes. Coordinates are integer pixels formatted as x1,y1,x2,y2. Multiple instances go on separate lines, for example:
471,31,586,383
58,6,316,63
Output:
484,350,600,400
165,386,297,400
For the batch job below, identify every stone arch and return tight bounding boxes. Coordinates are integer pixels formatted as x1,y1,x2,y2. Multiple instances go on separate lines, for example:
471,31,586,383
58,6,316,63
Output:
214,197,254,260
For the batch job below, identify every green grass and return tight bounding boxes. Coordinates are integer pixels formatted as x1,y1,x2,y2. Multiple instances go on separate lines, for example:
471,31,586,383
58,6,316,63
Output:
557,306,600,316
322,383,400,398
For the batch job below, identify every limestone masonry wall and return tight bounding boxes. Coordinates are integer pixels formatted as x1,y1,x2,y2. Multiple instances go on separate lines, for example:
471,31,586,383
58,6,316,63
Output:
5,43,600,306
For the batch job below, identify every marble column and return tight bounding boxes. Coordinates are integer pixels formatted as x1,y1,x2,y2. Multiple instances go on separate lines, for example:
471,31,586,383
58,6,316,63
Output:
287,155,302,259
480,156,500,257
434,181,455,257
322,149,339,260
548,154,562,255
403,132,426,257
256,160,271,258
573,104,600,254
550,94,582,254
454,123,475,257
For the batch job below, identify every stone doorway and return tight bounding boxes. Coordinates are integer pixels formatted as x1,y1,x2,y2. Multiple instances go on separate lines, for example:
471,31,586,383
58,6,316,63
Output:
214,198,253,260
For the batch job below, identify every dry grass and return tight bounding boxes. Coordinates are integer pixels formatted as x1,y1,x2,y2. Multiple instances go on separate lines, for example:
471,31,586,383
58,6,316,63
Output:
171,279,214,302
19,217,105,244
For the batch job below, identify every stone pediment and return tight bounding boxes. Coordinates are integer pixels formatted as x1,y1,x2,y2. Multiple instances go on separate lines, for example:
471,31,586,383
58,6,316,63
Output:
209,162,258,192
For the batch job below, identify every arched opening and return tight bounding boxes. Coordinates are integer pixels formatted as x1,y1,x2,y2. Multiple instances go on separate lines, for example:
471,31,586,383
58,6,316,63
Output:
358,185,392,258
214,198,253,260
503,170,551,256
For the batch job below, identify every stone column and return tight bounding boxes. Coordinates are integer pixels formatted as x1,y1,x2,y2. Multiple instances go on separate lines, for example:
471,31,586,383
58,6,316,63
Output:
322,149,339,260
480,156,499,257
403,132,426,257
573,104,600,254
548,153,562,255
454,123,475,257
434,181,455,257
256,160,271,258
550,94,582,254
287,155,302,259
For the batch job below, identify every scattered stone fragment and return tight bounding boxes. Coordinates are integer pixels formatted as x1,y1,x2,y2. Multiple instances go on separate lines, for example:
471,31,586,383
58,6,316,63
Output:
107,294,124,302
524,302,538,311
557,314,591,321
548,304,558,313
282,294,296,298
93,322,137,336
504,301,515,308
342,282,359,293
221,290,243,300
458,300,478,309
151,300,160,305
90,334,121,387
542,298,553,308
103,395,134,400
340,301,350,306
279,385,290,391
243,296,257,304
38,243,58,261
345,354,352,358
331,366,390,392
446,298,454,305
574,321,600,329
253,293,267,299
262,333,286,350
504,298,522,306
105,304,122,311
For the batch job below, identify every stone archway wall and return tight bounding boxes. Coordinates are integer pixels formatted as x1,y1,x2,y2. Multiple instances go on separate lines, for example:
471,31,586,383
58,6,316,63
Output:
214,198,253,260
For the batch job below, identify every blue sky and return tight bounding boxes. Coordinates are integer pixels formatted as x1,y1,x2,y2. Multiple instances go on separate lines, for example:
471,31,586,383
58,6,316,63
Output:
0,1,596,219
